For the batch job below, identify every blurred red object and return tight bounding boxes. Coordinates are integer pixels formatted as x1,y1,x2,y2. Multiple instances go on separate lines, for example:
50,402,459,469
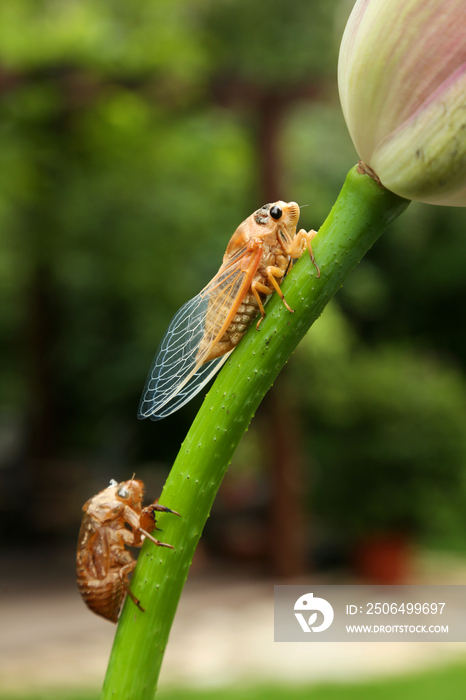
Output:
354,533,412,584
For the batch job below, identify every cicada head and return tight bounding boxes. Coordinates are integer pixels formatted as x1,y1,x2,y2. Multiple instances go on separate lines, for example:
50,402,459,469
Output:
115,478,145,508
282,201,300,227
254,200,300,233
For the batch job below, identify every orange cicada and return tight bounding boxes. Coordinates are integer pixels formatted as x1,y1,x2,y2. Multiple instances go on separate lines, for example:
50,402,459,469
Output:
138,201,319,420
76,478,179,622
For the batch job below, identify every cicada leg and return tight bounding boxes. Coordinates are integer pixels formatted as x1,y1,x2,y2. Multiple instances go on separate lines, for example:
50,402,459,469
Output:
119,561,145,613
132,503,180,548
264,265,294,312
138,527,175,549
251,265,294,329
150,503,181,516
251,280,272,329
288,228,320,277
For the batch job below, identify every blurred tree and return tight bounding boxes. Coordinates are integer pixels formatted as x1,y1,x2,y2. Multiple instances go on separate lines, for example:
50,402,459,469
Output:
204,0,339,200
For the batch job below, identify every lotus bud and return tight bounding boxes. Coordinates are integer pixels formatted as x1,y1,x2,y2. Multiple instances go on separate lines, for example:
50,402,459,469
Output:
338,0,466,206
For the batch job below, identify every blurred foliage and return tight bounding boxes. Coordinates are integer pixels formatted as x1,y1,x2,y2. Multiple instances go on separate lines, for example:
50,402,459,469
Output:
4,660,466,700
0,0,465,554
203,0,339,84
162,663,466,700
294,303,466,542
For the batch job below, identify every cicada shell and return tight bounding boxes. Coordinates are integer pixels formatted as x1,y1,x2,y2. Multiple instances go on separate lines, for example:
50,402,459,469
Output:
76,478,180,623
138,201,319,420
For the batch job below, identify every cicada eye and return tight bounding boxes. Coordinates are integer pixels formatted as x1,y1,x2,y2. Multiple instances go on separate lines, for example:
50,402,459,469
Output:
117,486,129,499
270,205,283,220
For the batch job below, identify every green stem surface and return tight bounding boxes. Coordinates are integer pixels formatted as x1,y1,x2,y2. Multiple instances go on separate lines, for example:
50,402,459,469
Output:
101,165,409,699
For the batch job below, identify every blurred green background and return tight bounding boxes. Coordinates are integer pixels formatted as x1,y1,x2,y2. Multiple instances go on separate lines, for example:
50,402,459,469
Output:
1,0,466,696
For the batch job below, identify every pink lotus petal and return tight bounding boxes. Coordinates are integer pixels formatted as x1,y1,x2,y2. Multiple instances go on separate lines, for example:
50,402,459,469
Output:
339,0,466,205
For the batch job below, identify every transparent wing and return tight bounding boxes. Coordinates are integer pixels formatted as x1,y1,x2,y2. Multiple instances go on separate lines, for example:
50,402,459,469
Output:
138,244,261,421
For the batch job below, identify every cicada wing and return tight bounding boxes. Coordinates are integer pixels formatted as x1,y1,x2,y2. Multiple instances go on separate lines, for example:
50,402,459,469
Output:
138,242,262,421
138,293,211,420
144,351,232,421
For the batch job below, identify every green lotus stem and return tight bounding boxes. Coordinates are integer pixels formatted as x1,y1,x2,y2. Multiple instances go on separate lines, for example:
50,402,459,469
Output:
100,165,409,699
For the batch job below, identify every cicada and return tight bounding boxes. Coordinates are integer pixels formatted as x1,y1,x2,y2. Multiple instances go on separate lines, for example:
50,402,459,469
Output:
76,478,180,622
138,200,319,420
